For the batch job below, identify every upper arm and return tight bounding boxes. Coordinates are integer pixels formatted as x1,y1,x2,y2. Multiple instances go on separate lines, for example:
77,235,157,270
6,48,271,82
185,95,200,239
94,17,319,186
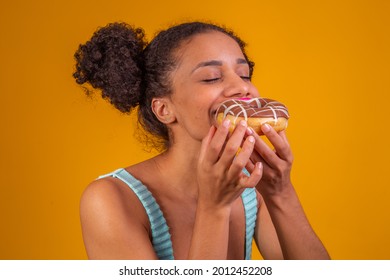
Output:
80,178,158,259
254,194,284,260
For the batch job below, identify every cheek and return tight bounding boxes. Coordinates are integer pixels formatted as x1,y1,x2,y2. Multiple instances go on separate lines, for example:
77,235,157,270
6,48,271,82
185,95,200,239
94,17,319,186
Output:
171,85,216,128
183,103,214,139
184,104,210,129
250,84,261,97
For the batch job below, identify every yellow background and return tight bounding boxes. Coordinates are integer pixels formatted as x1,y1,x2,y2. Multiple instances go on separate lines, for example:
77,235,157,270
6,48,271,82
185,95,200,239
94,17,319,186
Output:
1,0,389,259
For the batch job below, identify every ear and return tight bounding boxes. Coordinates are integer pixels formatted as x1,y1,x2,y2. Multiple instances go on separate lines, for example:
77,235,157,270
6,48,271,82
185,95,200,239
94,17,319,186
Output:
151,98,176,124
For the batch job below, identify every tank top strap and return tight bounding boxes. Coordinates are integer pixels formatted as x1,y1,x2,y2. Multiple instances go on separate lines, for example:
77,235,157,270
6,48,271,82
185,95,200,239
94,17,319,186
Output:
98,168,174,260
241,187,258,260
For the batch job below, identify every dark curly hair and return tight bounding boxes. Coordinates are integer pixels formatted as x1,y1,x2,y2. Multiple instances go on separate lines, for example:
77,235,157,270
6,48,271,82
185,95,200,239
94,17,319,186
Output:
73,21,254,150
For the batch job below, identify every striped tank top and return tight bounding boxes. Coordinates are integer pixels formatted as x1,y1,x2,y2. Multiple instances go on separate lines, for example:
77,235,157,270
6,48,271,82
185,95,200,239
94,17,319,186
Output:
99,168,258,260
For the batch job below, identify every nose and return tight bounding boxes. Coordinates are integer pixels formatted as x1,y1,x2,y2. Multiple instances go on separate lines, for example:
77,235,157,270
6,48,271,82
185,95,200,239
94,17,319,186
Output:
223,73,251,98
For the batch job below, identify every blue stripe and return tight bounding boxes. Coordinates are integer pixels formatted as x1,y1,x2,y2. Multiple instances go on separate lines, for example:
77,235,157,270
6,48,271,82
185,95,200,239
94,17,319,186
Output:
242,187,258,260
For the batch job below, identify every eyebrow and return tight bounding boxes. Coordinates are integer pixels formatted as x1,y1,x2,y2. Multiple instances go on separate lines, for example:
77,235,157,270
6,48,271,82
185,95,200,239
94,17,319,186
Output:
191,58,248,73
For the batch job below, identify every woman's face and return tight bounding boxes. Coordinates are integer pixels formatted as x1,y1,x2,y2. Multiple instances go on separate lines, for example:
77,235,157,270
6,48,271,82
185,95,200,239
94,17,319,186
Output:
168,31,260,142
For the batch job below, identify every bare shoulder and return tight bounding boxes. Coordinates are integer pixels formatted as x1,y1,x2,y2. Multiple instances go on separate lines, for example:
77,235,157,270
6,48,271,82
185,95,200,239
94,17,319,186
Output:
80,175,150,231
80,176,131,212
80,175,157,259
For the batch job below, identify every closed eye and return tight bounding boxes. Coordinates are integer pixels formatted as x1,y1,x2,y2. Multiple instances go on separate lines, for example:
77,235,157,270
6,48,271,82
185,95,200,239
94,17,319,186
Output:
202,77,221,83
202,75,251,83
241,76,251,81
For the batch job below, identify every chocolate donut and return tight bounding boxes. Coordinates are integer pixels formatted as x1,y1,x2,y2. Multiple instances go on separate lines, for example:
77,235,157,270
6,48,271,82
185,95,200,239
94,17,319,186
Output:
214,97,290,135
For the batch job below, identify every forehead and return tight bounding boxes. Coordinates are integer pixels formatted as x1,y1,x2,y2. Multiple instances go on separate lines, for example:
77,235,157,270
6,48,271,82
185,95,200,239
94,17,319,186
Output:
175,31,245,65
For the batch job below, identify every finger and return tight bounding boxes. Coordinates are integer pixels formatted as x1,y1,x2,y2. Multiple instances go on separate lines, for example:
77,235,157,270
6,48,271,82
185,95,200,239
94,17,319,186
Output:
247,151,268,171
251,129,280,168
199,125,217,164
218,120,249,167
204,119,231,164
228,134,255,177
247,152,271,179
261,124,292,161
260,124,292,162
276,130,294,163
238,162,263,189
245,158,255,174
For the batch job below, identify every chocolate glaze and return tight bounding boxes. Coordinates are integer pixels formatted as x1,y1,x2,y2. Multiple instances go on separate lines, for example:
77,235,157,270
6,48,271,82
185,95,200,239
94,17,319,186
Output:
215,98,289,121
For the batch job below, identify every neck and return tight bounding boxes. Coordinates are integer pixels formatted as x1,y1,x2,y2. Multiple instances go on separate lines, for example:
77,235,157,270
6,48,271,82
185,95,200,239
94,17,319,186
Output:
153,139,202,197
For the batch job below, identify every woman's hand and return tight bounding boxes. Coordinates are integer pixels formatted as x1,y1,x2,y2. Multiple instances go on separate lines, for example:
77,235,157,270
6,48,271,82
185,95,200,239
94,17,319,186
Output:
245,124,294,198
197,119,263,210
189,119,263,259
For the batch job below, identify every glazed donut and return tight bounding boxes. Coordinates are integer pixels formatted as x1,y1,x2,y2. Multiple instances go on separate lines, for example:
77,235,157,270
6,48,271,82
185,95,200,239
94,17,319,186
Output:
214,97,290,135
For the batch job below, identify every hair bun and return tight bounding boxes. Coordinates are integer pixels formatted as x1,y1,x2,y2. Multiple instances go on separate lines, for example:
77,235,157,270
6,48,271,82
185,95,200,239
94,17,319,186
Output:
73,22,147,113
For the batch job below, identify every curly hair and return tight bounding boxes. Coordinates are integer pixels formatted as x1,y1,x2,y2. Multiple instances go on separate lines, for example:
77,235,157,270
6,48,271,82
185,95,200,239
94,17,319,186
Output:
73,21,254,151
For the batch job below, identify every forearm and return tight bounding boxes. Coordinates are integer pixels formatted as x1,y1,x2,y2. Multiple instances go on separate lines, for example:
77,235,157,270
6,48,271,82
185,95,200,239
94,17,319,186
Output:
263,184,330,260
187,205,231,259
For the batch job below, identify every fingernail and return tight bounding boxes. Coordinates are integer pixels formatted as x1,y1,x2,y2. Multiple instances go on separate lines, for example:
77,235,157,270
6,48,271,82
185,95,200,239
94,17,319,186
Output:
256,162,263,170
240,120,247,127
261,123,271,133
246,127,253,135
248,135,255,143
223,119,231,128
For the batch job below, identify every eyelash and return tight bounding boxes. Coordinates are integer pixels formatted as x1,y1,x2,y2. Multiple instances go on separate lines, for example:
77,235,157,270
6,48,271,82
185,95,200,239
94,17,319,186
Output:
202,76,251,83
203,78,220,83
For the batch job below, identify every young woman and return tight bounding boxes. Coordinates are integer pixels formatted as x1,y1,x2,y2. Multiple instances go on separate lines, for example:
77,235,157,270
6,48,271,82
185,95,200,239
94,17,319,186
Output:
73,21,330,260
